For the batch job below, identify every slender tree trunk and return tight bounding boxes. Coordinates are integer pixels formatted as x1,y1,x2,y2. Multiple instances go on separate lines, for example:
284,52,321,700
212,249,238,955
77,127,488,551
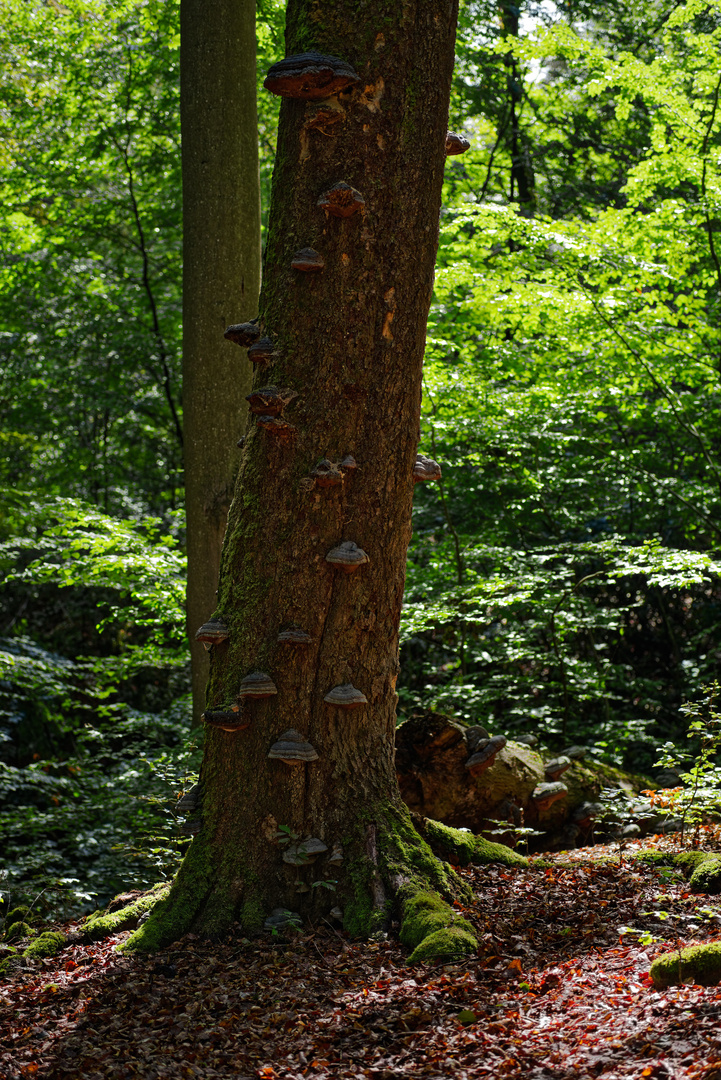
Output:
499,0,535,217
129,0,474,958
181,0,262,723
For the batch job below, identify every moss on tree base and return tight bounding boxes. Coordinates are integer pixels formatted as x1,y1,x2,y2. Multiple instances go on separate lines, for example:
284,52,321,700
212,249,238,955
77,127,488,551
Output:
399,890,476,964
122,802,483,965
651,942,721,987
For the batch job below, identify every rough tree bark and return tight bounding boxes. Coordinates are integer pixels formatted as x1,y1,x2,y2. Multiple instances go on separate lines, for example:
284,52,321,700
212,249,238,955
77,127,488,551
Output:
127,0,481,963
181,0,262,722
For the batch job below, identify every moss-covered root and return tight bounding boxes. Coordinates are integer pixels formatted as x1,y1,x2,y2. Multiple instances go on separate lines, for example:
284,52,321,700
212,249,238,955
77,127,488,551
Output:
651,942,721,988
411,815,529,869
633,850,721,894
399,889,477,965
82,882,171,943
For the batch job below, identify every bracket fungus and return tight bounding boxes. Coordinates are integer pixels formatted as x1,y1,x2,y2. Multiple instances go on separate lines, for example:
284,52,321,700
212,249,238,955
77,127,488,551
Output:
325,540,369,572
317,182,365,218
263,52,360,100
560,744,588,761
176,783,200,814
465,725,491,753
202,703,251,732
282,838,329,865
531,781,568,812
465,734,507,777
324,683,368,709
247,337,276,365
256,415,297,440
544,755,572,782
340,454,358,471
239,671,278,699
515,734,539,748
194,618,229,650
246,385,297,417
328,845,344,866
413,455,442,483
445,131,471,155
277,625,311,644
224,320,260,348
291,247,325,272
311,458,344,487
180,819,202,836
268,729,319,765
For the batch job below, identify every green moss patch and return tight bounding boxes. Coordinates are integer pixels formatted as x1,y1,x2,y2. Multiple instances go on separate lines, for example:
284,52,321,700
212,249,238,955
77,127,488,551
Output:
418,818,528,869
82,882,171,942
632,849,721,893
408,924,477,965
689,858,721,894
399,889,477,964
22,931,66,960
4,921,35,944
651,942,721,988
5,906,32,929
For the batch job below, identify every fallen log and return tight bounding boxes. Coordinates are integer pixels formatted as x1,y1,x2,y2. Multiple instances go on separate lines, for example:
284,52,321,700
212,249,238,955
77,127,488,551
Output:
395,711,659,850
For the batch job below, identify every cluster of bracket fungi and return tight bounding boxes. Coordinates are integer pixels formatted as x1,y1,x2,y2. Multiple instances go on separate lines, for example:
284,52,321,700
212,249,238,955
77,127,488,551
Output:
461,728,593,819
198,53,472,894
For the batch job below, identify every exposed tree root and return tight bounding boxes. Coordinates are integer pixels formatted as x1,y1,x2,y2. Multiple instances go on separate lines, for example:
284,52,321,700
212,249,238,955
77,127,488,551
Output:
84,882,172,944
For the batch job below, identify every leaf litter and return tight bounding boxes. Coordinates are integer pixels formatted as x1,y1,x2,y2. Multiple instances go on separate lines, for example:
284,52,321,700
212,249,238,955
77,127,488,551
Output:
2,836,721,1079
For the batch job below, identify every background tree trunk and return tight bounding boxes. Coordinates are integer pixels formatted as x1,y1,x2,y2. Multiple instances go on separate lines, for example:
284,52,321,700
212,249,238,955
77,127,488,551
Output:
129,0,462,951
181,0,262,723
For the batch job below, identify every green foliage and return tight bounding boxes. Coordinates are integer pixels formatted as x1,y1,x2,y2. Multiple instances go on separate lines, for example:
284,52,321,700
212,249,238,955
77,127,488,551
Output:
654,683,721,834
0,0,184,515
0,495,197,918
401,0,721,766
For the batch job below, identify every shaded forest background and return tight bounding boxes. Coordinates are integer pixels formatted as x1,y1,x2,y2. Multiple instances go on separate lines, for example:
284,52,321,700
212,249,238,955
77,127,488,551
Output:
1,0,721,918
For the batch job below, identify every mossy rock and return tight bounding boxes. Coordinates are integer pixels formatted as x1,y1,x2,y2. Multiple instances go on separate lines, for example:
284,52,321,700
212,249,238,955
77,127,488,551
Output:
632,851,675,868
82,882,171,942
4,921,36,944
408,924,477,964
412,816,528,869
651,942,721,988
632,850,721,893
22,931,66,960
674,851,712,873
689,856,721,894
5,906,31,929
399,891,455,949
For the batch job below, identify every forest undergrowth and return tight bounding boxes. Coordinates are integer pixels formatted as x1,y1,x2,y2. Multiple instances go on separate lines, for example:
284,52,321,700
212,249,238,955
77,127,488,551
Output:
3,832,721,1080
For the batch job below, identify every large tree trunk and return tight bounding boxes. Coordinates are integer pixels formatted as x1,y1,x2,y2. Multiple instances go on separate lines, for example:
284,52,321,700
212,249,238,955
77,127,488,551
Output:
181,0,262,723
128,0,467,957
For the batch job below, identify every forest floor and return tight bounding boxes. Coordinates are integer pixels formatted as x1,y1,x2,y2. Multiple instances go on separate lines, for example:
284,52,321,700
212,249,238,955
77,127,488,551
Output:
2,834,721,1080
